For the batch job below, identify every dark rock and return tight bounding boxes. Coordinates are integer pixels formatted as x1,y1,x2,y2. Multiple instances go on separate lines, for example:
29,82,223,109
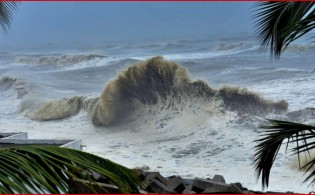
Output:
201,182,243,194
167,176,185,193
212,174,226,183
243,190,257,194
182,178,194,185
182,185,196,194
167,175,177,179
141,171,168,189
233,182,243,190
183,190,196,194
249,190,265,194
132,169,267,194
134,169,147,181
146,179,176,194
226,184,244,193
266,191,295,194
192,178,215,193
145,172,168,185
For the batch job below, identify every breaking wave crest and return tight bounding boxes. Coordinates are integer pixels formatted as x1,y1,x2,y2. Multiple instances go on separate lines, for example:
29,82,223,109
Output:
0,76,30,98
26,57,288,126
26,96,90,121
13,54,106,66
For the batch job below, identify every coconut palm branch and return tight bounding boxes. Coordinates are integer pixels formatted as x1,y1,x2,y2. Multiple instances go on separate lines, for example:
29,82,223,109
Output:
0,2,19,34
0,146,140,194
254,119,315,189
253,2,315,58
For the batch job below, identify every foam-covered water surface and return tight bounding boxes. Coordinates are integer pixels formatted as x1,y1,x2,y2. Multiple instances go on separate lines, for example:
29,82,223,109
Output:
0,36,314,193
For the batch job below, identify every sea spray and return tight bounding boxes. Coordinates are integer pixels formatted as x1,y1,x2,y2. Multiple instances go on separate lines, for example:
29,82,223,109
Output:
91,56,198,126
23,57,288,126
91,57,287,126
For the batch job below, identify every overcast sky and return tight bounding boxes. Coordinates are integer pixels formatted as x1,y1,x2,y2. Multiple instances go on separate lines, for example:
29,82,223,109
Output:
0,2,254,50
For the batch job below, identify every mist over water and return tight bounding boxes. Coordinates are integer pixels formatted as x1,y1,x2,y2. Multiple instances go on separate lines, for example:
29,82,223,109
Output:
1,35,315,192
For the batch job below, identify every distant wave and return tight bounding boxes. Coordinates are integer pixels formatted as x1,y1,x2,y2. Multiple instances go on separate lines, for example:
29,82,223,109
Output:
26,57,288,126
123,43,163,50
13,54,106,66
119,42,186,50
61,57,139,71
0,52,9,57
157,42,256,61
212,42,250,52
122,40,253,51
285,44,315,52
164,43,186,49
132,49,258,62
158,48,257,61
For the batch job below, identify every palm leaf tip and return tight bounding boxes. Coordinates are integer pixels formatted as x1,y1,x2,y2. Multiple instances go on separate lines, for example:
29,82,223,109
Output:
254,119,315,188
253,2,315,59
0,1,20,34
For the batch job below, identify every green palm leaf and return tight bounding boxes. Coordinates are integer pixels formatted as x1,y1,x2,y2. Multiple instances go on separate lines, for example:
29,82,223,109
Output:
253,2,315,58
254,119,315,189
0,2,19,34
0,146,140,193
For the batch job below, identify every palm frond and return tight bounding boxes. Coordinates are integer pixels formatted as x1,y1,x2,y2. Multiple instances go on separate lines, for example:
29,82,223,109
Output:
0,2,20,34
253,2,315,59
254,119,315,189
0,146,140,193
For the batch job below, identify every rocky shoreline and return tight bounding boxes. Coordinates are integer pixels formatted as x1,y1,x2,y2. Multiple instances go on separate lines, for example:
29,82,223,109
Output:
69,169,296,194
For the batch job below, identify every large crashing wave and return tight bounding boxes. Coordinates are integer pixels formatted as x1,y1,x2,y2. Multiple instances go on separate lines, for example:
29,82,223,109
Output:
25,56,288,126
90,57,288,126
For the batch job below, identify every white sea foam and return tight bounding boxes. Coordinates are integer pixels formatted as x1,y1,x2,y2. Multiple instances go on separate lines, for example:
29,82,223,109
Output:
0,97,310,193
62,57,120,71
250,75,315,111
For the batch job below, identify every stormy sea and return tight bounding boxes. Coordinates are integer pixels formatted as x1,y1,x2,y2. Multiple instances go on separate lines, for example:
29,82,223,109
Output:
1,35,315,192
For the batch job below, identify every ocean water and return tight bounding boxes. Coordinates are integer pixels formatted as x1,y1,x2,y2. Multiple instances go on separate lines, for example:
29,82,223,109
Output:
1,35,315,192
